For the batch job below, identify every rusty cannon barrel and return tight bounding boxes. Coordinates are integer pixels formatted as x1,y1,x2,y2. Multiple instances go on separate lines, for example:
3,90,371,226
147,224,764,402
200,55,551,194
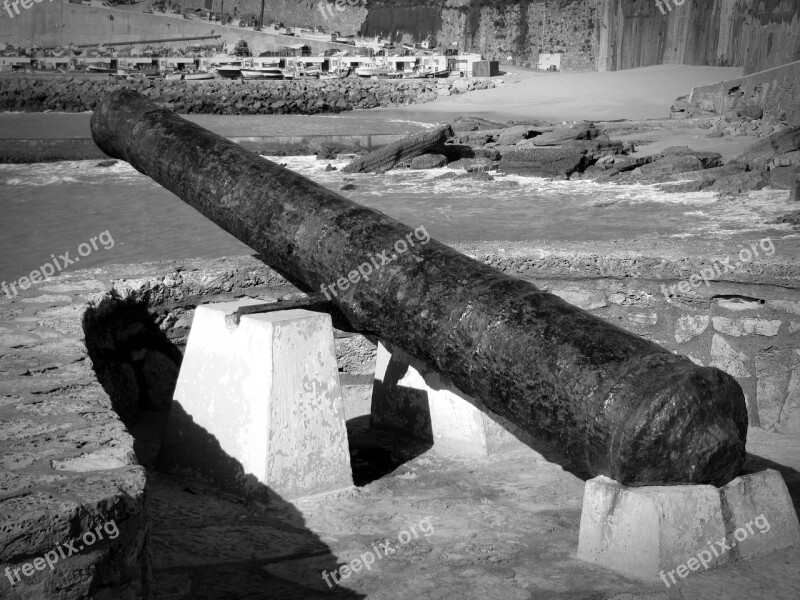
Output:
91,90,747,486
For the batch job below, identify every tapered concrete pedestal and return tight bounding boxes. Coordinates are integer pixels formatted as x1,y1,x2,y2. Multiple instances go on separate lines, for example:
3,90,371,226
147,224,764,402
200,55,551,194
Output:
158,300,353,499
370,341,540,456
577,469,800,584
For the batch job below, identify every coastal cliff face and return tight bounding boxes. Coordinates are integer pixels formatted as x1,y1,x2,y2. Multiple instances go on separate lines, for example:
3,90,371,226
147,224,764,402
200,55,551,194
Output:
200,0,798,73
201,0,597,69
3,0,796,74
596,0,800,74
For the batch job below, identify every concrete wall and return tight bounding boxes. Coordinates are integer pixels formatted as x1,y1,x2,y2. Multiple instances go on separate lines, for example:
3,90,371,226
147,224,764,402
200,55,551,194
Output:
690,60,800,123
0,2,353,54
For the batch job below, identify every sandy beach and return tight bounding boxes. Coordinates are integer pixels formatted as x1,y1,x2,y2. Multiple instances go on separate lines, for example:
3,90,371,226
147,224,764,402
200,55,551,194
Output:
360,64,744,122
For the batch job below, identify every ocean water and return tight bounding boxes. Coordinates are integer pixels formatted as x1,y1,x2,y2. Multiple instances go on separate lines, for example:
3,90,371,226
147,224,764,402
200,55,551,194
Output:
0,156,795,284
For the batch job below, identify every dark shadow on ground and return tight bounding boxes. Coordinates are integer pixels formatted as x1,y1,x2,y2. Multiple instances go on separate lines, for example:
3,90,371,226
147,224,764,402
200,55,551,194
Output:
346,415,433,487
83,294,366,600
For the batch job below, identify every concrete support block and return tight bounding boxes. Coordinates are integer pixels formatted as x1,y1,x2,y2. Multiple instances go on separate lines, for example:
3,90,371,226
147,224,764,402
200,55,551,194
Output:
370,341,534,456
159,300,353,499
577,469,800,582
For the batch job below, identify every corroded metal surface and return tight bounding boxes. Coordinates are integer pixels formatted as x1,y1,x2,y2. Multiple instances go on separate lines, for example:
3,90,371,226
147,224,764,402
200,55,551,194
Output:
91,90,747,486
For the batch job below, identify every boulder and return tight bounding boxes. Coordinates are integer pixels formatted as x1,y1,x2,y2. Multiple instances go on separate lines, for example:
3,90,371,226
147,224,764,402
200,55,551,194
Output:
453,129,506,146
670,97,693,119
591,155,659,178
316,145,339,160
660,146,723,168
435,171,494,182
563,139,625,159
734,124,800,169
443,145,501,162
767,149,800,169
343,124,453,174
499,147,590,178
653,163,749,192
496,124,540,146
446,157,496,171
640,155,705,175
710,170,768,195
765,165,800,190
410,153,448,169
452,80,471,94
450,115,508,132
533,122,601,146
736,105,764,120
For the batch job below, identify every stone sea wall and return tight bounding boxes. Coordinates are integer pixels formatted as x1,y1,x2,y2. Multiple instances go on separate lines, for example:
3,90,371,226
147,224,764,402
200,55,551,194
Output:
689,61,800,126
0,75,496,114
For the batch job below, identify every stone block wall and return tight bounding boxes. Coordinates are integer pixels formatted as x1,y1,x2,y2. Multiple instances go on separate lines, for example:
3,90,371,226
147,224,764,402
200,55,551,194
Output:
690,61,800,125
540,279,800,432
0,288,150,597
468,242,800,434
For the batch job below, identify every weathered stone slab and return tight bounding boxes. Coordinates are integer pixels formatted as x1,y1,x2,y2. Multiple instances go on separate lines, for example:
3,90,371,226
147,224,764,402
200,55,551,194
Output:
532,122,600,146
734,124,800,168
342,124,453,173
577,469,800,582
496,124,540,145
712,317,782,337
499,146,590,178
158,301,353,499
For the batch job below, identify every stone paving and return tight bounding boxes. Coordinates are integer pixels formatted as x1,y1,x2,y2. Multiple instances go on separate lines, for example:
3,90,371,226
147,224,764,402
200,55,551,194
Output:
1,254,798,599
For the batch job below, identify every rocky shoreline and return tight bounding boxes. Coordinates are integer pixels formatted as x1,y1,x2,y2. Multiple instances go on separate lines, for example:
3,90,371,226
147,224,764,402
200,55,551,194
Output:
0,75,498,114
352,113,800,207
